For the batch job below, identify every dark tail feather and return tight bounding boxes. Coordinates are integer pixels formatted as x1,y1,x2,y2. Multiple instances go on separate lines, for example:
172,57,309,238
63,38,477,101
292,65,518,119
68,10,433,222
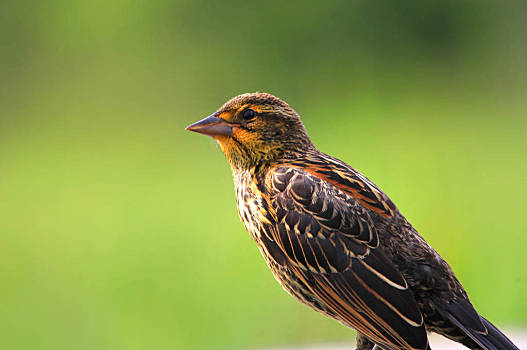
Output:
479,316,519,350
442,310,519,350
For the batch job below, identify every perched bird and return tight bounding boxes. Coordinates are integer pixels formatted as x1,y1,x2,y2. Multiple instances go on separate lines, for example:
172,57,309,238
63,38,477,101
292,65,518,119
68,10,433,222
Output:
186,92,519,350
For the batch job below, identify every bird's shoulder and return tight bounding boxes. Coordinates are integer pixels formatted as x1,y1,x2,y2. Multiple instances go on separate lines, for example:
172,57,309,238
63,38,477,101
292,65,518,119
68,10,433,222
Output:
266,164,380,254
260,164,402,281
273,152,398,218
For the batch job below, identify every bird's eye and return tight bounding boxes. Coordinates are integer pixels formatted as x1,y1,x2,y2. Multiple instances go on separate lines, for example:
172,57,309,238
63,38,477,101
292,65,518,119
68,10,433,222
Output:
242,109,256,120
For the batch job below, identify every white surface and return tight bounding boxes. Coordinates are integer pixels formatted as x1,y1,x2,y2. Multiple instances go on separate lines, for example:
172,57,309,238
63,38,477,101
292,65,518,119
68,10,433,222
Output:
257,330,527,349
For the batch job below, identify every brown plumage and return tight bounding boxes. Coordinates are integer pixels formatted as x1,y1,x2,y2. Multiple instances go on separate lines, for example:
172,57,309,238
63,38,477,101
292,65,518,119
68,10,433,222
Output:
186,92,518,350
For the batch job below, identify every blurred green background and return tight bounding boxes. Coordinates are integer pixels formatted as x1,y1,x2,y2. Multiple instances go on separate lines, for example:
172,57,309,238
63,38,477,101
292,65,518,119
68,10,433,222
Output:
1,1,526,349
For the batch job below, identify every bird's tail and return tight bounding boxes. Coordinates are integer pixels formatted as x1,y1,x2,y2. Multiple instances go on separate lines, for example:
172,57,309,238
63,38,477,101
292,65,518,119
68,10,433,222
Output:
440,307,519,350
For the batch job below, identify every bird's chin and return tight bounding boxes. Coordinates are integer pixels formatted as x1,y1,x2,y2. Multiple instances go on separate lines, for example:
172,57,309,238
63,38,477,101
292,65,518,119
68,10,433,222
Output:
214,137,252,170
212,134,231,145
214,135,236,156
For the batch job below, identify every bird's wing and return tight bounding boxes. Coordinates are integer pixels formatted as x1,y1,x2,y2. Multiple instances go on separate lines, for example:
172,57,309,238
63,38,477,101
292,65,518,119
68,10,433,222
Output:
261,166,429,350
285,153,397,218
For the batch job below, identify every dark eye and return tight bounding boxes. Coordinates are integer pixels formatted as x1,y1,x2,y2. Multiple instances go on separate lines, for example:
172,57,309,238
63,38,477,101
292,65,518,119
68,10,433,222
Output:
242,109,256,120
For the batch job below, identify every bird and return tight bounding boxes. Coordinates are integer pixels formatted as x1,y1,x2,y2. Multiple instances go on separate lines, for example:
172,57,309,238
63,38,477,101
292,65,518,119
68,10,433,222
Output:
186,92,519,350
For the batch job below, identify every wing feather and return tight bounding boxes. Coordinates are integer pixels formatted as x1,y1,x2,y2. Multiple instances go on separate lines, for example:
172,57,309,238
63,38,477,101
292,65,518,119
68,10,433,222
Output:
266,166,429,350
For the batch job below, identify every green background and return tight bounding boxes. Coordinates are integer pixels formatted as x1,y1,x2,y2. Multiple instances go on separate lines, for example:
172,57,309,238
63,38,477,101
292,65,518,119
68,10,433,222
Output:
1,1,526,349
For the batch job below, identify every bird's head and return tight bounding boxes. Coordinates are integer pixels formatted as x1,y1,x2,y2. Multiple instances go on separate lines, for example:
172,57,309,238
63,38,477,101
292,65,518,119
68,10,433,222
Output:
186,92,313,170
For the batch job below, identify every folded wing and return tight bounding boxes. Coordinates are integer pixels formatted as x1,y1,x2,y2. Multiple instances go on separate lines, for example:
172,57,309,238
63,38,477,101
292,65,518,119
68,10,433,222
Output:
262,166,429,350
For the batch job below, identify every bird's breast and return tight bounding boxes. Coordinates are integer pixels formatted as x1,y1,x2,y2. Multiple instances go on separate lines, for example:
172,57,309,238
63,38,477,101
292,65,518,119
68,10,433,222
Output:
234,172,266,242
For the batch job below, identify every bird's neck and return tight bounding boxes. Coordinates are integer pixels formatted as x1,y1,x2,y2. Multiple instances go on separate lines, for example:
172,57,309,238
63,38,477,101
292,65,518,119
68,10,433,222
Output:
228,151,295,176
231,161,271,185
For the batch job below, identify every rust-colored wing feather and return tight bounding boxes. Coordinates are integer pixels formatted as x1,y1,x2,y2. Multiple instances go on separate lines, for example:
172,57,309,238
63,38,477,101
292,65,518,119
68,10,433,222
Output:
286,153,397,218
262,166,429,350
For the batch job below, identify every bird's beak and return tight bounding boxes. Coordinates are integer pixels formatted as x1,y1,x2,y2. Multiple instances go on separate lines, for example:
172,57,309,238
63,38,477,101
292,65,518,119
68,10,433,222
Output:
185,114,237,137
